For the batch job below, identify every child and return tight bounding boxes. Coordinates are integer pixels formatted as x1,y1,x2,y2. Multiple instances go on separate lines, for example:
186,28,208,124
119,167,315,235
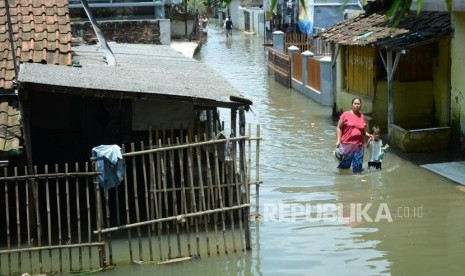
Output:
366,126,389,169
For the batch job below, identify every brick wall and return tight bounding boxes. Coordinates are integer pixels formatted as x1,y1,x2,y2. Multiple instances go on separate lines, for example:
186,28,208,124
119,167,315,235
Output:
72,20,161,44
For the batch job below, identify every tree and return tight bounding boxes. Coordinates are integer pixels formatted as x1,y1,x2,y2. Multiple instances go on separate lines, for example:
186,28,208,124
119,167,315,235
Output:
269,0,307,16
360,0,453,25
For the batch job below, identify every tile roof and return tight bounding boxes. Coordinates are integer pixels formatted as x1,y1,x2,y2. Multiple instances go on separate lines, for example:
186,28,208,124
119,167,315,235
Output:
314,11,452,51
0,0,72,89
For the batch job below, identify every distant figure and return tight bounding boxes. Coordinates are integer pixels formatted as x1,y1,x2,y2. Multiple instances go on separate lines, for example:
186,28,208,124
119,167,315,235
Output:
224,17,233,38
201,15,209,30
366,126,389,170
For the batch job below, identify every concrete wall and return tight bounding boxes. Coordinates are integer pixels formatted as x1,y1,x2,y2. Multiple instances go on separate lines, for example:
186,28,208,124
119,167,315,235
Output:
290,53,333,106
72,20,162,44
375,81,435,129
171,20,195,39
433,38,450,127
451,12,465,150
389,124,450,152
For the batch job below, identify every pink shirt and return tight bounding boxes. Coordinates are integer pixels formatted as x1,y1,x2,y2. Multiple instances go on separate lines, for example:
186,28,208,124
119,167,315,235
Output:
339,111,366,146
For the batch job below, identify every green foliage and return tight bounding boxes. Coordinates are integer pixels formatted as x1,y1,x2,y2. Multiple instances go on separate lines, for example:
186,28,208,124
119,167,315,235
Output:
387,0,453,26
188,0,206,14
270,0,307,15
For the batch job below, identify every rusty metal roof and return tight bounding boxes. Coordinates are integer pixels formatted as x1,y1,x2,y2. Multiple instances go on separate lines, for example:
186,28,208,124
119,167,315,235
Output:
0,0,72,89
314,11,452,51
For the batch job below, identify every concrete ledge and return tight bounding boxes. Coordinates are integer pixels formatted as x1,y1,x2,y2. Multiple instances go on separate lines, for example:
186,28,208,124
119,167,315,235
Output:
170,41,200,58
389,124,451,152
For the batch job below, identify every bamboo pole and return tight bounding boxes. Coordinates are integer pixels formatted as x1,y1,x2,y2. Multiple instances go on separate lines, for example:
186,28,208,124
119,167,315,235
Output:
167,138,182,257
148,140,156,234
239,109,251,250
105,187,113,266
226,142,237,253
213,142,228,254
194,135,211,256
85,162,93,269
0,171,100,181
159,139,172,259
203,133,220,255
122,144,133,263
75,163,83,271
93,204,250,234
140,141,154,262
255,125,261,216
148,140,163,261
65,164,72,272
131,143,144,262
45,165,52,272
5,168,11,276
93,162,105,269
14,167,21,273
186,136,200,257
176,137,192,257
55,164,63,273
0,242,105,254
155,134,163,234
121,136,250,158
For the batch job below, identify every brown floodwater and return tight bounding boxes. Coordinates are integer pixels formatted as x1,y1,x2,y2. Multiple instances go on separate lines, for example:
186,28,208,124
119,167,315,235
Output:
64,26,465,276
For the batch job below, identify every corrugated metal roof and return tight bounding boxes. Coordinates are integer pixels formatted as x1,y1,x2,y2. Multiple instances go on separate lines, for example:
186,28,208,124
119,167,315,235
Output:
314,11,452,51
17,43,252,108
0,0,72,89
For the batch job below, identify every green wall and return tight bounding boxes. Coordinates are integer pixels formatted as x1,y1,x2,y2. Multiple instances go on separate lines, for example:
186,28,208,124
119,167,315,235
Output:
451,12,465,150
433,38,451,127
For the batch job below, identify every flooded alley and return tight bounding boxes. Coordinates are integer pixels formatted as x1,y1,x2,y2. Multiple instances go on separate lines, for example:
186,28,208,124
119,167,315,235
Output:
9,26,464,276
193,26,465,275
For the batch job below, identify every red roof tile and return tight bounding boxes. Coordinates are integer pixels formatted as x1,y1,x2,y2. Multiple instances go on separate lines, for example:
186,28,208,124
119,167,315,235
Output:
315,11,452,51
0,0,71,89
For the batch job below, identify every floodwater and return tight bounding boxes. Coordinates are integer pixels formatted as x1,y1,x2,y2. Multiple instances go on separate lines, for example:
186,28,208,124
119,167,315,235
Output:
107,27,465,275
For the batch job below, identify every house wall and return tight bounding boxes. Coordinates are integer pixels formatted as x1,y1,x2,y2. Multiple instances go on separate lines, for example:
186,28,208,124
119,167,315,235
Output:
335,43,448,131
72,20,163,44
375,81,434,129
433,38,450,127
451,12,465,150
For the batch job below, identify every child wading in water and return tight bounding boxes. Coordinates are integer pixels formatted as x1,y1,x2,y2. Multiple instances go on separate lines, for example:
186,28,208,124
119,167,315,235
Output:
366,126,389,169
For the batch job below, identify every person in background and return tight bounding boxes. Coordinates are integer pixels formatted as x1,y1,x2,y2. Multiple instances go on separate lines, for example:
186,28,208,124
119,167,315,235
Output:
224,17,233,38
335,98,373,174
366,126,389,170
201,15,209,30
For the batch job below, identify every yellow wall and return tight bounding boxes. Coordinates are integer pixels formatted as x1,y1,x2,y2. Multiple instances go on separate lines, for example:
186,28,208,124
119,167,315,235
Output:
433,38,451,127
451,12,465,150
375,81,434,129
335,42,449,133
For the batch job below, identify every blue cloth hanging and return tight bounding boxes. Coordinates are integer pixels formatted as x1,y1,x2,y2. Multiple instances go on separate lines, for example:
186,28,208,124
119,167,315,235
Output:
91,145,125,194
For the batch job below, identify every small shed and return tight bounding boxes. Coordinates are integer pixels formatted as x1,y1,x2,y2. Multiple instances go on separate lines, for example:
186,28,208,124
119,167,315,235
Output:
17,43,252,163
315,10,452,152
